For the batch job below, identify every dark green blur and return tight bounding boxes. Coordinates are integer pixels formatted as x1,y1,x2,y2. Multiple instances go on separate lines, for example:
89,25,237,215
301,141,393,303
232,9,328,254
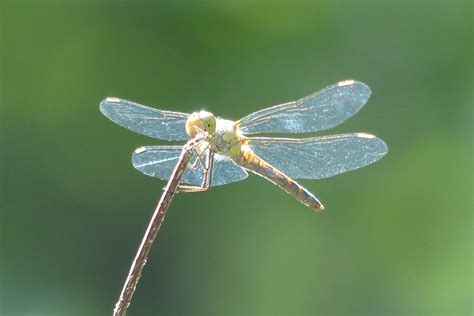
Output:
1,1,472,315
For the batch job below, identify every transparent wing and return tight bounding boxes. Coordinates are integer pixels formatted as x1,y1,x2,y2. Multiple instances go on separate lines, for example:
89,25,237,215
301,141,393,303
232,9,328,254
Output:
238,80,371,134
210,154,250,186
131,146,248,186
248,133,387,179
100,97,190,141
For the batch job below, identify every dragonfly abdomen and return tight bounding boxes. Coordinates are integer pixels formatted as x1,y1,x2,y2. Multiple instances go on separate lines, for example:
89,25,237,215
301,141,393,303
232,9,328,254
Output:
235,148,324,211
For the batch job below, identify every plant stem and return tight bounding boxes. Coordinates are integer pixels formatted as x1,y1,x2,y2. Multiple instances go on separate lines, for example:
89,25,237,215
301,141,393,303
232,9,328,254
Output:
113,137,201,316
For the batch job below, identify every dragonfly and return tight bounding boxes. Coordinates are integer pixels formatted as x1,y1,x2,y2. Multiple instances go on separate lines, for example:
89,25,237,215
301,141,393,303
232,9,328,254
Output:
100,80,387,211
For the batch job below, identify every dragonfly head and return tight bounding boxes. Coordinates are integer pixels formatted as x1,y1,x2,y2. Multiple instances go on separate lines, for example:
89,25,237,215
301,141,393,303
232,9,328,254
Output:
186,110,216,138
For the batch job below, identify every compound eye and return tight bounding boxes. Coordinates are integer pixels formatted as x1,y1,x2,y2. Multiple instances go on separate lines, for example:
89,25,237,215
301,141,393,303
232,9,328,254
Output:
201,112,216,134
185,112,203,137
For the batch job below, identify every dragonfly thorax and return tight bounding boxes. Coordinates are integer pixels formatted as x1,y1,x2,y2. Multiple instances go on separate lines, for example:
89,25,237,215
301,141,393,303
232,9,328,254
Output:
210,119,246,157
185,110,216,138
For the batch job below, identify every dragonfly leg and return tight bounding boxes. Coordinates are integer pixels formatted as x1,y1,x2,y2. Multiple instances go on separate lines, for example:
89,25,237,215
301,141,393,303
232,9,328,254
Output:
186,136,212,171
179,148,214,193
186,147,207,171
177,184,209,192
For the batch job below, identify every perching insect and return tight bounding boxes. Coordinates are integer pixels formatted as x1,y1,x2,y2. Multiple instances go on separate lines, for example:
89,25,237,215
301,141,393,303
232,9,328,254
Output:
100,80,387,210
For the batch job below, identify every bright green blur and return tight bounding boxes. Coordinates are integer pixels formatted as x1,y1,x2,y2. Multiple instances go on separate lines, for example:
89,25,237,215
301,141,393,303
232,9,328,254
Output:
1,1,472,316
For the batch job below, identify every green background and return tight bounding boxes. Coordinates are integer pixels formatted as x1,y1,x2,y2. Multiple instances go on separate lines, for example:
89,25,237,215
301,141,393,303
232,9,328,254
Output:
1,1,472,315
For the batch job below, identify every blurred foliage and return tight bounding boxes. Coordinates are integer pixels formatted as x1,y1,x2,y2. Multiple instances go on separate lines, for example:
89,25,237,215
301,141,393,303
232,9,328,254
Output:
0,1,472,315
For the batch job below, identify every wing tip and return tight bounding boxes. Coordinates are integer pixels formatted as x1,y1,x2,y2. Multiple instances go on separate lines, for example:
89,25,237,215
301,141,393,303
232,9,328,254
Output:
356,132,376,139
338,80,371,100
379,139,389,156
99,97,122,115
357,133,388,156
134,146,148,154
338,79,356,87
105,97,121,103
100,97,122,106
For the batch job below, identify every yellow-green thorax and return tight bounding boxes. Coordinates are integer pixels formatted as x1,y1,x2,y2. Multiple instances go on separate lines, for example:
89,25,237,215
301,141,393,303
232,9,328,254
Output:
185,111,246,158
209,117,246,158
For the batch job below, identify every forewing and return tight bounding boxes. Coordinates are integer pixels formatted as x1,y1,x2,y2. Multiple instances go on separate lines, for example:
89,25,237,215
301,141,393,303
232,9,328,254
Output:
248,133,387,179
239,81,371,134
132,146,248,186
100,97,190,141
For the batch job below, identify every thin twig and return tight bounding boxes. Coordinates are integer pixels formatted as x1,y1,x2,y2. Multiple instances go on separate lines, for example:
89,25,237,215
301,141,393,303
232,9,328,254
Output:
113,137,202,316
